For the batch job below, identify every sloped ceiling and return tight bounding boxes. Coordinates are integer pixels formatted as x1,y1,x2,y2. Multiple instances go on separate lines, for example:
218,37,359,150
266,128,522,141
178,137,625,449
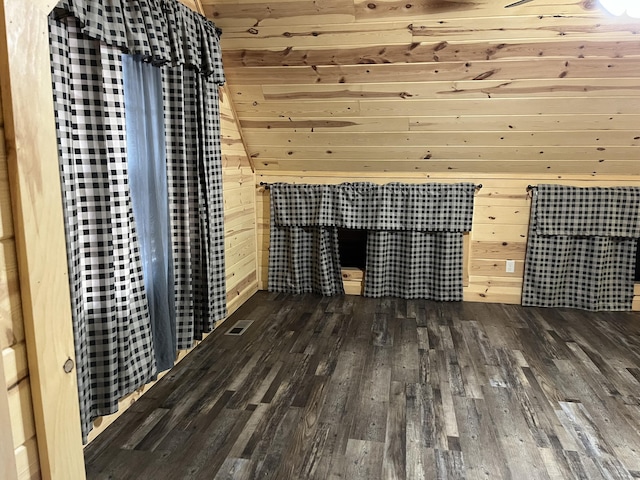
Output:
203,0,640,175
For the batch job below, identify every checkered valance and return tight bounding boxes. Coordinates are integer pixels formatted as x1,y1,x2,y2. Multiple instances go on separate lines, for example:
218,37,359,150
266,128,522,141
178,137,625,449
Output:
270,182,475,232
52,0,224,82
534,184,640,238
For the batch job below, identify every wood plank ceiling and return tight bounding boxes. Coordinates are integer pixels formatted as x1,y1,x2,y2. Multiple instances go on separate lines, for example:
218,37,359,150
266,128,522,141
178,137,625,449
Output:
203,0,640,175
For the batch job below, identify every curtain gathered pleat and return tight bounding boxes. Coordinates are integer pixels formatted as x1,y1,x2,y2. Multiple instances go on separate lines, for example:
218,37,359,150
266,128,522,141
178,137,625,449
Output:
523,184,640,311
268,182,475,300
50,17,157,441
49,0,226,442
122,54,176,372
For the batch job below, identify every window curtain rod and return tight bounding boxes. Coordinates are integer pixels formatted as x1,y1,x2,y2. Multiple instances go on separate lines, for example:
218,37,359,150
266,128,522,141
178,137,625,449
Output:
260,182,484,191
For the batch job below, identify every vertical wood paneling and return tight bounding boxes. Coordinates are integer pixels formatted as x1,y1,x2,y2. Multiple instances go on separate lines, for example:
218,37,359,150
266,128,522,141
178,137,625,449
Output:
0,0,85,477
0,43,38,480
255,173,640,306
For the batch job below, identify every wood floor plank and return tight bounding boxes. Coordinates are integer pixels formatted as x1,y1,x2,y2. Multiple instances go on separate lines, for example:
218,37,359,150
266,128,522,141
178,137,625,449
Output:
382,381,406,480
453,395,511,480
483,386,550,480
344,439,385,480
83,292,640,479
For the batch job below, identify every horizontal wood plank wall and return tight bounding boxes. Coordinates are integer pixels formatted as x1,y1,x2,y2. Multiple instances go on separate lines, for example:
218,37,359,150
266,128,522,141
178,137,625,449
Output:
86,85,257,443
256,173,640,308
202,0,640,177
0,57,39,480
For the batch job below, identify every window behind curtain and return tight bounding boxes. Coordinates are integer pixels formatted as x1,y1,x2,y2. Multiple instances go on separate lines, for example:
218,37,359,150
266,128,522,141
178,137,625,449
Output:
122,54,176,372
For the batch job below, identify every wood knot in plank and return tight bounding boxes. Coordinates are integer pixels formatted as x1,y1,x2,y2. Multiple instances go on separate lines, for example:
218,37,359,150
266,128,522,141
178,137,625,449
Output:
473,69,497,80
434,41,449,51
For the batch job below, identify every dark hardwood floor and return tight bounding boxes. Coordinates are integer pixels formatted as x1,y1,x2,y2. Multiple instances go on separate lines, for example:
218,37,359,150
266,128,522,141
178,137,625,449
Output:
84,292,640,480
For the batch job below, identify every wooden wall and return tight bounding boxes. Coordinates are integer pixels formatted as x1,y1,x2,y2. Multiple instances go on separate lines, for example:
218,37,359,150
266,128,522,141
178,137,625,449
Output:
256,172,640,310
0,62,40,480
221,86,259,314
203,0,640,177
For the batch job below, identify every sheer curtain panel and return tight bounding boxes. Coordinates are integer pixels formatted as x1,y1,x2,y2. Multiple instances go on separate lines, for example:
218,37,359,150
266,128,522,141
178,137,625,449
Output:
122,54,176,372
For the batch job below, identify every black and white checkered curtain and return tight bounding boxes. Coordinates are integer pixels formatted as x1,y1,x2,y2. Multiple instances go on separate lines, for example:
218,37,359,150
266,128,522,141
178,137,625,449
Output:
163,66,227,348
49,0,225,441
51,0,224,78
365,231,465,300
362,183,474,300
271,182,474,231
269,183,475,299
523,184,640,311
269,185,344,295
50,17,157,441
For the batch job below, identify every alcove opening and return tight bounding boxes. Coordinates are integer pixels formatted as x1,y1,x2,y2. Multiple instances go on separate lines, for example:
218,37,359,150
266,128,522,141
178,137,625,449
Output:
337,228,367,270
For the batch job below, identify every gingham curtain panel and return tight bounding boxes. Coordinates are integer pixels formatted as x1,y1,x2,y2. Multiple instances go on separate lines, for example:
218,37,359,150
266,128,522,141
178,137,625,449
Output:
268,183,475,299
268,222,345,296
522,184,640,311
163,65,227,348
49,0,226,441
364,231,465,300
269,186,344,296
50,17,157,442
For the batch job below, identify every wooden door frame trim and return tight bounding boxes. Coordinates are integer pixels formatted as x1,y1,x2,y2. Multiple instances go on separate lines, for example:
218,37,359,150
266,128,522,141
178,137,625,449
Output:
0,0,86,478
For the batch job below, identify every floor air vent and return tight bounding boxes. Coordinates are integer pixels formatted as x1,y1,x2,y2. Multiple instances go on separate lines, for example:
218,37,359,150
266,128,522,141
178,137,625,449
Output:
224,320,254,336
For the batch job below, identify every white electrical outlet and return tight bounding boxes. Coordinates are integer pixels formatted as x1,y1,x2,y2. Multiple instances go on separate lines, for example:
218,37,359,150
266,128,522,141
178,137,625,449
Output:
506,260,515,273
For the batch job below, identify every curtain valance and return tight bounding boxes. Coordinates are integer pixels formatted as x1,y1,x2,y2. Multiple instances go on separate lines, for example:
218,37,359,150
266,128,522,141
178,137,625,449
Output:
270,182,475,232
52,0,224,82
535,184,640,238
